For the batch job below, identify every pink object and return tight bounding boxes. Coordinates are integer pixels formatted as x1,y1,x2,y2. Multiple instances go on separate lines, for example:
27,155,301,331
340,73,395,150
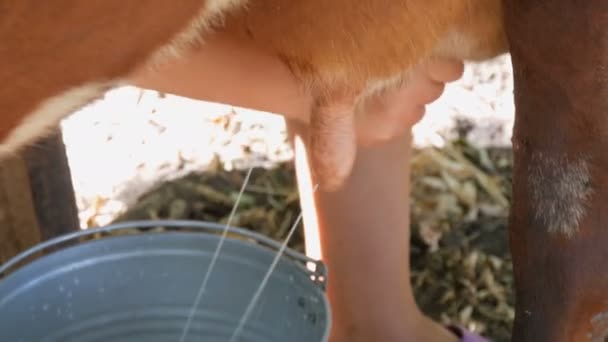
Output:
447,325,490,342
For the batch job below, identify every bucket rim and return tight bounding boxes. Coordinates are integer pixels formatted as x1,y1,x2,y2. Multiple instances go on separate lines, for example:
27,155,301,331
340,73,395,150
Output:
0,219,327,289
0,219,333,342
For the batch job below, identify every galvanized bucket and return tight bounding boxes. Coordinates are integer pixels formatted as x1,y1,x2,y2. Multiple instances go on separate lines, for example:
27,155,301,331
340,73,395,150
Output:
0,219,330,342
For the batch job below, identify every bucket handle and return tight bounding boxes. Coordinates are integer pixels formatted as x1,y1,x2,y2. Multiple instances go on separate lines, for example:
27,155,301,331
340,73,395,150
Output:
0,219,327,289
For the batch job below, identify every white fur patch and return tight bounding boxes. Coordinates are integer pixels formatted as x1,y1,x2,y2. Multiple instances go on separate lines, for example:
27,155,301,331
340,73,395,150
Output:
0,81,121,157
434,30,478,60
149,0,248,66
590,310,608,342
528,152,592,238
206,0,247,15
362,73,408,101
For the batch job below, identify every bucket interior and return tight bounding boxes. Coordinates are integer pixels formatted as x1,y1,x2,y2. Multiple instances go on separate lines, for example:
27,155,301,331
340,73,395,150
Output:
0,220,330,342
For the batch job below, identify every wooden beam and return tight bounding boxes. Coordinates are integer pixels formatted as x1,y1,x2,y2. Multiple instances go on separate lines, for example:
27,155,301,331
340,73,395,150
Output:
0,128,80,264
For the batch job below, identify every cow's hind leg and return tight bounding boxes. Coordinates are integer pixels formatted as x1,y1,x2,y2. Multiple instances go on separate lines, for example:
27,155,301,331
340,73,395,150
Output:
504,1,608,341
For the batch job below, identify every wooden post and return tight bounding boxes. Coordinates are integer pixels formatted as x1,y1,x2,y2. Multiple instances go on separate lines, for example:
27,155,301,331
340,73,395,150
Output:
0,128,80,264
0,152,42,264
23,129,80,240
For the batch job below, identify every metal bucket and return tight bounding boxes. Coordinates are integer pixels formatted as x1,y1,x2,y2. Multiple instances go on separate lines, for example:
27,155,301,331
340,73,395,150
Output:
0,219,330,342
